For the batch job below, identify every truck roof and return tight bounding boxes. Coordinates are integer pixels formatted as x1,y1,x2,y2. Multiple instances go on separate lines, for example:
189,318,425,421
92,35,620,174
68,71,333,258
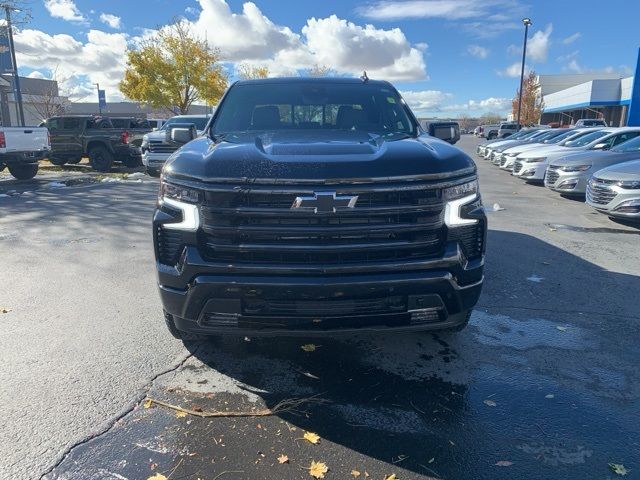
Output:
234,77,392,87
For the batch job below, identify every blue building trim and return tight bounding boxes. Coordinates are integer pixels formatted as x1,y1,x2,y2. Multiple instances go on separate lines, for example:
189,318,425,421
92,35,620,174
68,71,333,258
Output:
543,99,630,113
627,48,640,126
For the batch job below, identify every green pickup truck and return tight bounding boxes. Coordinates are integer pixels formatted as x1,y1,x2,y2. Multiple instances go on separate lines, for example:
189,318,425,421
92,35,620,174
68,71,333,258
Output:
44,115,151,171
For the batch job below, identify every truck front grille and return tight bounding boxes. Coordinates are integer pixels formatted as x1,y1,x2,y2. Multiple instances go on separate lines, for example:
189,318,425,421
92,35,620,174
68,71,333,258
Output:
587,178,617,205
198,182,448,270
148,140,179,154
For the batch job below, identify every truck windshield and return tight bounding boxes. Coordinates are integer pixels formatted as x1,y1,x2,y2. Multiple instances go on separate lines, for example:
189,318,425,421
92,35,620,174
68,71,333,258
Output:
211,82,417,139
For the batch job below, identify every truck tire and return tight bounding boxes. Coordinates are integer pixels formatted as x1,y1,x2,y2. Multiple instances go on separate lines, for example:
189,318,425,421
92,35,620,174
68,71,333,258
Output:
67,157,82,164
146,167,161,177
8,163,38,180
89,145,114,172
446,309,472,332
122,156,141,168
49,157,67,166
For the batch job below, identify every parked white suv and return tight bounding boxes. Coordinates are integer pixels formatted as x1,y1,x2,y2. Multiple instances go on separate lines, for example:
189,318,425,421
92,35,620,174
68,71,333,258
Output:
574,119,607,128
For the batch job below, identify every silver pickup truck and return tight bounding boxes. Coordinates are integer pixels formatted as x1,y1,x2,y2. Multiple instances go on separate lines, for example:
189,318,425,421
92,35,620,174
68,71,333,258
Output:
141,115,210,176
0,126,51,180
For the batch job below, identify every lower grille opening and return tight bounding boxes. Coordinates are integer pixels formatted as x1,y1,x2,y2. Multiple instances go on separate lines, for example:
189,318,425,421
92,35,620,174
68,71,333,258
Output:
243,295,406,317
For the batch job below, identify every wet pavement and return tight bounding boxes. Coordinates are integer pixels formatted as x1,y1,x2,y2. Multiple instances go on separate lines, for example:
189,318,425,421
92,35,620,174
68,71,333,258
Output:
2,136,639,479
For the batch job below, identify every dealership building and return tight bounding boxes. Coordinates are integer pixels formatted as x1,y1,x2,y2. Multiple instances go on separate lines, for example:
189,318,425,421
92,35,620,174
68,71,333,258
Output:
538,73,634,127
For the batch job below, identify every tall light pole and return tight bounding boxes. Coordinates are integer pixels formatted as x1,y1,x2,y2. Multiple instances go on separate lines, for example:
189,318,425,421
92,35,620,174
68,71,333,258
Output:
516,17,532,130
1,4,25,126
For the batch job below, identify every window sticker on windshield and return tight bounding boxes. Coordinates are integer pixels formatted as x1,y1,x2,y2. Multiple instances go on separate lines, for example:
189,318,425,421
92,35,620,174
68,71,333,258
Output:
387,97,396,104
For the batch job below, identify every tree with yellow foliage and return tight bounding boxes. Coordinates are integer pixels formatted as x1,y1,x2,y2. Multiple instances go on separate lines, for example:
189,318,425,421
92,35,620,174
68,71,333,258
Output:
512,71,544,125
236,63,269,80
120,21,227,114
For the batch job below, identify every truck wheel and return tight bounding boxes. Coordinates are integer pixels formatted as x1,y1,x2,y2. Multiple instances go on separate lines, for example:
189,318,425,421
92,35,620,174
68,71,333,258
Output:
163,311,207,341
49,157,67,166
446,309,472,332
7,163,39,180
89,146,114,172
67,157,82,164
147,167,161,177
123,156,141,168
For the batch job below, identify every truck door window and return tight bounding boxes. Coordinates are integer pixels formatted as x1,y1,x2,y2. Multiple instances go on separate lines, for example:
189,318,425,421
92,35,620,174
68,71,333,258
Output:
63,118,81,130
47,118,59,131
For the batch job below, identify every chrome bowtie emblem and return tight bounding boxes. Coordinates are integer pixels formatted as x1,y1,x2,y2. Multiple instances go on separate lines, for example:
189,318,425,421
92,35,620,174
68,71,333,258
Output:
291,191,358,213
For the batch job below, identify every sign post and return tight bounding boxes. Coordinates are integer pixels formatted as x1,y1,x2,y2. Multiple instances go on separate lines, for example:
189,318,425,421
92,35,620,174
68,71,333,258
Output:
1,5,25,126
627,48,640,126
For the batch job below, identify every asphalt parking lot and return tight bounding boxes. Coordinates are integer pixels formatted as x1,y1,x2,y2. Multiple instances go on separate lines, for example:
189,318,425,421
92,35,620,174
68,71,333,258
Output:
1,135,639,480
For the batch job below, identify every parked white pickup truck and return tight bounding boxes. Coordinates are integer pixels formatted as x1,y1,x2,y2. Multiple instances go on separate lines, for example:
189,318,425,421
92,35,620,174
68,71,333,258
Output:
0,126,50,180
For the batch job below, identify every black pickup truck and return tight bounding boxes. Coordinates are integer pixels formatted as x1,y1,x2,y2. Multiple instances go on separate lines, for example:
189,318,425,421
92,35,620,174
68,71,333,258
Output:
44,115,150,171
154,78,486,339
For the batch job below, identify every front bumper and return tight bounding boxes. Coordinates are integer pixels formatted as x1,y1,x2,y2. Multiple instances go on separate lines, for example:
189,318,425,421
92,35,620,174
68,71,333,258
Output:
545,169,590,194
157,242,484,336
142,151,171,168
512,160,547,181
586,180,640,219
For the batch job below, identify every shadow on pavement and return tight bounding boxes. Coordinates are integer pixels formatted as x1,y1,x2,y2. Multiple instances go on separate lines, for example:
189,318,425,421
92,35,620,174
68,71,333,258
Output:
44,232,640,480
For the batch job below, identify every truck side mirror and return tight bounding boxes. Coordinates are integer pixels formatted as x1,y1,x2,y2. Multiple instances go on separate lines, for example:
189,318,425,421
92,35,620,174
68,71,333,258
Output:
166,123,197,145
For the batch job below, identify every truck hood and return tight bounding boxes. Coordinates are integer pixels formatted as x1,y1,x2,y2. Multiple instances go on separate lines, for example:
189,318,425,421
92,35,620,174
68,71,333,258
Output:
164,131,476,182
144,129,206,142
593,159,640,181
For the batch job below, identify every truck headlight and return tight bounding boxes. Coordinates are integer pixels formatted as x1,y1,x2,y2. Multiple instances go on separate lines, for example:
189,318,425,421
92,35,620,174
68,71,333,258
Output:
560,164,591,172
160,180,202,231
444,180,479,226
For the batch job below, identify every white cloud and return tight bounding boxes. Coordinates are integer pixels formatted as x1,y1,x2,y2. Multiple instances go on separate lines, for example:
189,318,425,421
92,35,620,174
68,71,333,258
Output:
467,44,489,59
527,24,552,62
15,28,127,101
402,89,511,116
442,97,511,113
357,0,491,20
498,61,530,78
99,13,122,29
27,71,47,79
401,89,453,113
190,1,427,81
562,32,581,45
44,0,85,23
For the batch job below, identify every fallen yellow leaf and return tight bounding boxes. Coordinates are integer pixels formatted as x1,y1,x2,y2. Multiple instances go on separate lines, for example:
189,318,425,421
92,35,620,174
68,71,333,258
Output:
143,399,153,409
175,411,187,418
301,344,320,352
277,454,289,464
351,470,361,478
303,431,321,444
1,308,11,314
147,474,167,480
309,461,328,479
384,475,399,480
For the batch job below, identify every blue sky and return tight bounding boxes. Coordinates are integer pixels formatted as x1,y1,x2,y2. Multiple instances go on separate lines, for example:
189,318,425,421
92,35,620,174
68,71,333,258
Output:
14,0,640,117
